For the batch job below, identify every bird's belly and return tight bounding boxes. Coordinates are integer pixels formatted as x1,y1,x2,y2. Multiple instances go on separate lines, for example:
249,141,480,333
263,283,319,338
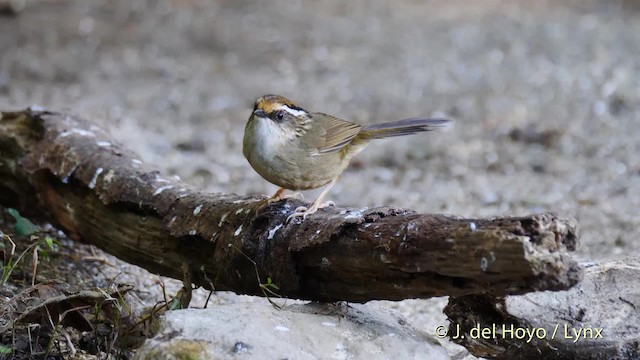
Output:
248,150,343,190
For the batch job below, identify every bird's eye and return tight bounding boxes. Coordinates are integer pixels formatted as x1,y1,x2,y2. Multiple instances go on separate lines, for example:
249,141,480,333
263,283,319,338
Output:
275,111,284,121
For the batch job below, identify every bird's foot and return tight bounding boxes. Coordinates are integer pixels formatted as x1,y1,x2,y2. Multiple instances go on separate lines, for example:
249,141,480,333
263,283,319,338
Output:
268,191,303,204
257,190,304,214
286,201,335,222
320,201,335,208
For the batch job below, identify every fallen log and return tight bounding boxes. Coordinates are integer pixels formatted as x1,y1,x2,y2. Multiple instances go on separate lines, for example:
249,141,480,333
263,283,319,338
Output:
0,109,582,302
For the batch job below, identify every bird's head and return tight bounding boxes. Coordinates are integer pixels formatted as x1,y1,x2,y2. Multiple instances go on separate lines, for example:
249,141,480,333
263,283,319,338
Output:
250,94,311,136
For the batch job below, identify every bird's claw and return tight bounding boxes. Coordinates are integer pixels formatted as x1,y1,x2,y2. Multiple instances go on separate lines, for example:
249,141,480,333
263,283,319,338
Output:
293,206,309,213
286,206,310,222
286,202,335,223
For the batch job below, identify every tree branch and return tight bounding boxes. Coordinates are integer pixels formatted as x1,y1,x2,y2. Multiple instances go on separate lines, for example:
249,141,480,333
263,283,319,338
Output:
0,109,582,302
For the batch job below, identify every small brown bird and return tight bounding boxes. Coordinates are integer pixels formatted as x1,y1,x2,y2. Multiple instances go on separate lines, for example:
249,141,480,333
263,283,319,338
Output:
243,94,450,221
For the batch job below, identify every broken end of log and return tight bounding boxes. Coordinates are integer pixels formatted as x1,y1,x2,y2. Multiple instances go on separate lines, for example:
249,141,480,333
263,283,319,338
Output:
445,259,640,360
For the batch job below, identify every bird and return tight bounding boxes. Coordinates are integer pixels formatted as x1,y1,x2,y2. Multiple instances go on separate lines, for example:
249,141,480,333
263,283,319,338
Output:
242,94,451,222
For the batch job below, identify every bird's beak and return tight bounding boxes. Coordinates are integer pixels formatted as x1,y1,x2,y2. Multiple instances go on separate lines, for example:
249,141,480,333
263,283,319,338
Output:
253,109,268,118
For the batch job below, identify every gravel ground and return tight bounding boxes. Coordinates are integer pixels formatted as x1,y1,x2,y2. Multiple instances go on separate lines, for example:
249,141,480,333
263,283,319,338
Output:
1,0,639,358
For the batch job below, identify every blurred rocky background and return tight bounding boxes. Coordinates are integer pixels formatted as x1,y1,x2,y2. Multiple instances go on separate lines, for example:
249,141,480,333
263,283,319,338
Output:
1,0,639,358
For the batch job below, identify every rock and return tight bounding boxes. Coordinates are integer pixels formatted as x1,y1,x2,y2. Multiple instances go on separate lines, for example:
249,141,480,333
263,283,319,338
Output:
134,302,449,360
446,258,640,359
504,258,640,359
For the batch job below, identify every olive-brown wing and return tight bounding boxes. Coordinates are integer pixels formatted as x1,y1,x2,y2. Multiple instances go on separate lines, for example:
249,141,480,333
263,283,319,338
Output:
309,112,362,155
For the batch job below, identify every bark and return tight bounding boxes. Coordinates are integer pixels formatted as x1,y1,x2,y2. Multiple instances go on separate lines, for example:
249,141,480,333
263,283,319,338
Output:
0,109,582,302
444,258,640,360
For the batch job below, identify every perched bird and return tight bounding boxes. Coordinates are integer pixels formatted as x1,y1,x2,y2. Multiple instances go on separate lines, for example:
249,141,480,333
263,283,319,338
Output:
243,94,450,221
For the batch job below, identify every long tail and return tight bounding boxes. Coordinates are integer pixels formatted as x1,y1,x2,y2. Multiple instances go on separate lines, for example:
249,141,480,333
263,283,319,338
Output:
358,118,451,139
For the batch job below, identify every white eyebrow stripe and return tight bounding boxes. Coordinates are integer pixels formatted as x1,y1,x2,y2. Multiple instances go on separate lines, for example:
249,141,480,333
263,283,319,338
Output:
276,105,307,117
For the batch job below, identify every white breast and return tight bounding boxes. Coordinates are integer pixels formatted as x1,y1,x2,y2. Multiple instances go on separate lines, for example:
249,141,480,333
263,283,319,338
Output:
250,119,287,160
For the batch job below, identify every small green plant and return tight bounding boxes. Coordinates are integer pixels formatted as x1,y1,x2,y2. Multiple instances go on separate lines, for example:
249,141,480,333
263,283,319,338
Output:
7,208,38,236
261,276,280,293
1,234,59,286
227,244,285,309
1,256,15,285
30,236,59,285
0,345,11,354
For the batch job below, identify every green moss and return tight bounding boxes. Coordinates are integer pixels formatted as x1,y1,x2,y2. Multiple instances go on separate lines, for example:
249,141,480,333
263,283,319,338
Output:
140,339,208,360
